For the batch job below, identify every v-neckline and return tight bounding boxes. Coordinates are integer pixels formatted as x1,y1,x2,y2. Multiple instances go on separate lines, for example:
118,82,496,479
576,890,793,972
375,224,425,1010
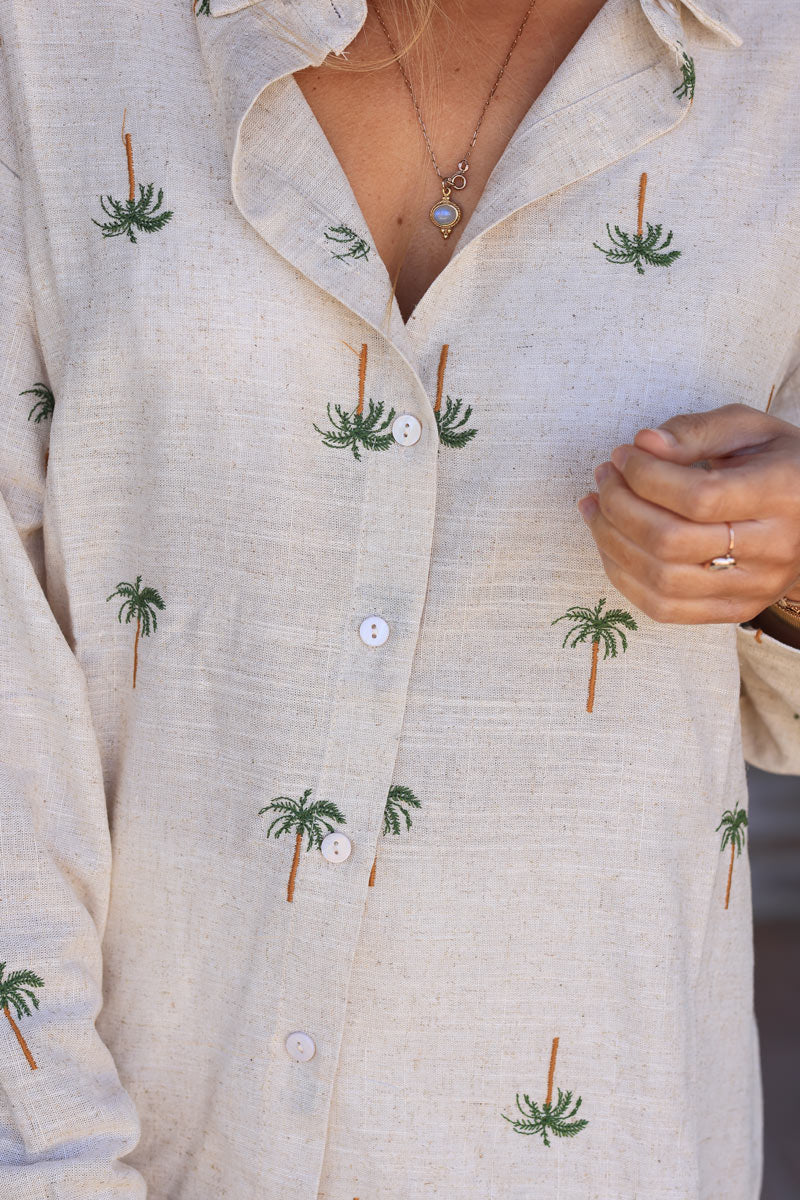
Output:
224,0,689,359
283,0,628,325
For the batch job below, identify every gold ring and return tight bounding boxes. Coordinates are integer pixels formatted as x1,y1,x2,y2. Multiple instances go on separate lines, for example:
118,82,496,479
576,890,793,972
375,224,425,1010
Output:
706,522,737,570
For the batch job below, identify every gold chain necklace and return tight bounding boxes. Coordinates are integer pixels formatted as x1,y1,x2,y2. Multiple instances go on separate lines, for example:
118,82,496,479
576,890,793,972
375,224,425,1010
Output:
372,1,538,239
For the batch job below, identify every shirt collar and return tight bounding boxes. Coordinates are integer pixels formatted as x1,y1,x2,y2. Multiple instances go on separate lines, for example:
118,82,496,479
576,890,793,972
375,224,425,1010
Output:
195,0,742,164
639,0,742,54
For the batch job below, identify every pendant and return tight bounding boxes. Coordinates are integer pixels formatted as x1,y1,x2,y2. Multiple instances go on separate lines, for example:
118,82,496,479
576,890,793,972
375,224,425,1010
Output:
429,183,462,240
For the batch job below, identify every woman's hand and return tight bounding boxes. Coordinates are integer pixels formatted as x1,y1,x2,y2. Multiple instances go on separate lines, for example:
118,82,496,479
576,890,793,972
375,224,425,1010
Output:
578,403,800,625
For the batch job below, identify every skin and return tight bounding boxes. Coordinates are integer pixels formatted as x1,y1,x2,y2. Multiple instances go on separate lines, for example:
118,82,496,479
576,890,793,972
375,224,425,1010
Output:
578,406,800,645
296,3,800,643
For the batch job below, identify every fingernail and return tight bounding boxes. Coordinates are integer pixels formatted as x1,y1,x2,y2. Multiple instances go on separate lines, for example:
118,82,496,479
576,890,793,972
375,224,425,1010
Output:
594,462,612,484
610,446,629,470
577,494,598,522
643,426,677,447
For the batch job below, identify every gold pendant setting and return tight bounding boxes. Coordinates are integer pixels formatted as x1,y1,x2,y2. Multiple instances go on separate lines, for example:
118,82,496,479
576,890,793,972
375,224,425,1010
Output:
429,183,462,240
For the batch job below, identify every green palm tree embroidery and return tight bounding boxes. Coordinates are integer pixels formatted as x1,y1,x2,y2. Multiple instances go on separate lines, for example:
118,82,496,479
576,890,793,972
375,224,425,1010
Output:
594,172,681,275
193,0,211,13
673,49,696,101
21,382,55,424
0,962,44,1071
106,574,165,689
369,783,421,886
314,342,396,461
502,1036,588,1147
552,597,638,713
324,224,372,262
93,109,173,244
716,800,748,909
258,787,347,902
433,344,478,448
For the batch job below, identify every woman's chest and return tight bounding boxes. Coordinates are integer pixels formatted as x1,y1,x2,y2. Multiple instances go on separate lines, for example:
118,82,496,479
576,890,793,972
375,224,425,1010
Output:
292,0,609,320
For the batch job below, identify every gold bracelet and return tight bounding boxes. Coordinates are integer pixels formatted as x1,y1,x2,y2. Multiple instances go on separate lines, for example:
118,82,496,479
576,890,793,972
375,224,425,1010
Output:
775,595,800,618
769,597,800,629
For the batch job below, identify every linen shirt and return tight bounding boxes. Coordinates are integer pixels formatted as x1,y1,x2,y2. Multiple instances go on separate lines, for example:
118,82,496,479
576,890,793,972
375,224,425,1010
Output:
1,0,800,1196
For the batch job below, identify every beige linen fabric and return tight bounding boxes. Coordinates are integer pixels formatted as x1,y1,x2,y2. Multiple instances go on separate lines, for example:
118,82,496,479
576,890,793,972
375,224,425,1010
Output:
1,0,800,1196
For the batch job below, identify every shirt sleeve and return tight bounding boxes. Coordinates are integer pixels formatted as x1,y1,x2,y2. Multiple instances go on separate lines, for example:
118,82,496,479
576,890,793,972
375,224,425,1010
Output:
0,45,146,1198
737,327,800,775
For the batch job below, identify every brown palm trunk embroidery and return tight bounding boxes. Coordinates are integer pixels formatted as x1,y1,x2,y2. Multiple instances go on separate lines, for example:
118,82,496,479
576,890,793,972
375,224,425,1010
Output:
637,171,647,238
133,615,141,689
545,1035,559,1107
432,343,478,448
287,831,303,903
3,1006,37,1070
586,639,600,714
124,127,135,202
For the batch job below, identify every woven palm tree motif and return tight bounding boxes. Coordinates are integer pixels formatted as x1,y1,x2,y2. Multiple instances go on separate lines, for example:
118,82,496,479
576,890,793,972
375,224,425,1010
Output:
716,800,748,909
324,224,372,262
552,597,637,713
314,342,396,460
433,344,478,448
502,1036,588,1146
106,574,165,689
0,961,44,1071
93,109,173,243
258,787,348,902
673,47,696,101
22,382,54,424
594,172,681,275
369,784,421,886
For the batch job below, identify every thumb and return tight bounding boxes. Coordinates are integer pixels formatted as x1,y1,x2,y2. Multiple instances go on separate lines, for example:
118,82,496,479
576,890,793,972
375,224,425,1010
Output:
632,403,780,464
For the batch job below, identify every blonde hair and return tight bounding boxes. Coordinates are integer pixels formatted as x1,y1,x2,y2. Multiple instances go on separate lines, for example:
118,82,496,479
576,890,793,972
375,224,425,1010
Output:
326,0,440,71
250,1,457,75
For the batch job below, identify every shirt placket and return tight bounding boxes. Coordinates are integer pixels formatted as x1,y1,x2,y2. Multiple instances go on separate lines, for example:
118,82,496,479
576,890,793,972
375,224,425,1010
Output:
255,345,438,1195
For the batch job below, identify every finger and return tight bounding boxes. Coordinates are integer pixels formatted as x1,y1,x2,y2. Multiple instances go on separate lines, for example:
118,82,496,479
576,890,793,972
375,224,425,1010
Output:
595,548,768,626
581,495,764,600
608,443,787,523
631,403,786,464
592,462,771,563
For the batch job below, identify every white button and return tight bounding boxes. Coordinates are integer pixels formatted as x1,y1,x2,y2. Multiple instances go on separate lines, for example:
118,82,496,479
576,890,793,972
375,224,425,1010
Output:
320,832,352,863
391,413,422,446
285,1031,316,1062
359,615,389,647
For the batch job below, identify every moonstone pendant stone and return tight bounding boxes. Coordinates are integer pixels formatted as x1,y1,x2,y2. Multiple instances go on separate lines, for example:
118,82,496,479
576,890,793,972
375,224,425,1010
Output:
429,199,461,239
